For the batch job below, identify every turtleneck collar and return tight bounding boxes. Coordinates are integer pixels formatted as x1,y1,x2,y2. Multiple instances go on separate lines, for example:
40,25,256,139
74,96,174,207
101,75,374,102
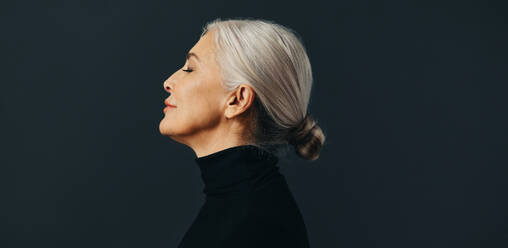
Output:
194,144,279,197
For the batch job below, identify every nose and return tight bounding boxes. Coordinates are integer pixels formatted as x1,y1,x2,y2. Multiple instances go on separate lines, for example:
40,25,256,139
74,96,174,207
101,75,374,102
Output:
163,78,173,93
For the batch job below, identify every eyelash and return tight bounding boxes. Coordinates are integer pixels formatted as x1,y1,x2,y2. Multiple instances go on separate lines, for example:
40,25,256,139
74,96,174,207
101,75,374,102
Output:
182,68,193,73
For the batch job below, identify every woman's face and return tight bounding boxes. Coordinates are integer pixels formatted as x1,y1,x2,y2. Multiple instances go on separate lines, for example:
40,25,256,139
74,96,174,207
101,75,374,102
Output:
159,30,229,146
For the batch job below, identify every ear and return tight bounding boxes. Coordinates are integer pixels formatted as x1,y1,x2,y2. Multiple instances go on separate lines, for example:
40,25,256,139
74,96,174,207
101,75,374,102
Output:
224,84,256,119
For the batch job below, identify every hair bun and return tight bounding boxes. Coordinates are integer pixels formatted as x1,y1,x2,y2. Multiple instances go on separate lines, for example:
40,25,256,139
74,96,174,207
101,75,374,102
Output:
288,115,313,145
287,115,325,160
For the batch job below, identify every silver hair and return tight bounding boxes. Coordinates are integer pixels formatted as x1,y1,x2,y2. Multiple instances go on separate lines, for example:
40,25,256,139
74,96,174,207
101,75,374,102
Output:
201,17,326,161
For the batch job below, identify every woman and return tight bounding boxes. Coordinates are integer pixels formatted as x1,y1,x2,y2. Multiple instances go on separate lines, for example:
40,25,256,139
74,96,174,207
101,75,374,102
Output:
159,18,326,248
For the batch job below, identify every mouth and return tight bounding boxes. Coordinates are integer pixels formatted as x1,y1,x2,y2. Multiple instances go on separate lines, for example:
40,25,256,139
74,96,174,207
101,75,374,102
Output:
165,99,177,107
163,99,176,112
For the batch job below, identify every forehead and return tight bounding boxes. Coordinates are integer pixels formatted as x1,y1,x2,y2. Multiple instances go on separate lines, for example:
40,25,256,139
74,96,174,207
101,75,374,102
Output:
188,31,215,62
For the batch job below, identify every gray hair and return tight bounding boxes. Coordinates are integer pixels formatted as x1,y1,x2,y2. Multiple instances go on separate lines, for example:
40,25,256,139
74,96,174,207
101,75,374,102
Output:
200,18,326,161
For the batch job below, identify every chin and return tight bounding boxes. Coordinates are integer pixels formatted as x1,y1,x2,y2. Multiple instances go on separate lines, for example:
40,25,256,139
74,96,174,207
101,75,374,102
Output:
159,117,184,137
159,119,171,135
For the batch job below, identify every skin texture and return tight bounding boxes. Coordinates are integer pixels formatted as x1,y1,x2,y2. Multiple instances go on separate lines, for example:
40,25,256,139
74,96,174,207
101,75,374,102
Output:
159,29,257,158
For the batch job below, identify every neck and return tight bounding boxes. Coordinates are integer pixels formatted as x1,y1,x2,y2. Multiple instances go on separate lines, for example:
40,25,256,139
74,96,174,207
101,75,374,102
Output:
187,118,253,158
193,144,280,197
193,141,252,158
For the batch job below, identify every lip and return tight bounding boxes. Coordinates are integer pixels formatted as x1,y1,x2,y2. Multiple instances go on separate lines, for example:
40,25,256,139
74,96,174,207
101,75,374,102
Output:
163,99,176,113
163,106,172,113
164,99,177,108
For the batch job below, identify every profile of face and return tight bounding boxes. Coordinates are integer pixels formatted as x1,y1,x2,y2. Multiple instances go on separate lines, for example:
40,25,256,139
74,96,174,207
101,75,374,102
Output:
159,29,255,155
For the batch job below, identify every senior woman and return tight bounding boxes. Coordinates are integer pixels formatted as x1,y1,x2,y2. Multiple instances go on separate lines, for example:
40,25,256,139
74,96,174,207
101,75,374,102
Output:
159,18,326,248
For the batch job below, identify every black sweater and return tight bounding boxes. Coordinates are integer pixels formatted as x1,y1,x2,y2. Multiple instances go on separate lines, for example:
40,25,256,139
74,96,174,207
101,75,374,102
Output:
177,144,310,248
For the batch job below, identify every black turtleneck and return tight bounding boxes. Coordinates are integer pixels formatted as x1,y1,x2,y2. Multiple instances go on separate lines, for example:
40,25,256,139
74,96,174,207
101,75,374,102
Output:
177,144,310,248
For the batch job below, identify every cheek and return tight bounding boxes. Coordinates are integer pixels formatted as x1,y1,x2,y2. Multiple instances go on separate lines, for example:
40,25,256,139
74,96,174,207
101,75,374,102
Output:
176,83,224,130
185,89,221,124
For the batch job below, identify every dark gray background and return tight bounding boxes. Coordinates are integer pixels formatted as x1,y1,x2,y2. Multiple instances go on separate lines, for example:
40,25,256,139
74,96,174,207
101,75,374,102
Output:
1,0,507,247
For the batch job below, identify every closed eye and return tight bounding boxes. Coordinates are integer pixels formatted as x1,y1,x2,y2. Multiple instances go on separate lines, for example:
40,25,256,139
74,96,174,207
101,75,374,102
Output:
182,68,193,73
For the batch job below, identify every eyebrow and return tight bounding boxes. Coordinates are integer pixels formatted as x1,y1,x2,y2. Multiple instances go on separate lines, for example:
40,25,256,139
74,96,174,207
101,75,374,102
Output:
186,52,200,62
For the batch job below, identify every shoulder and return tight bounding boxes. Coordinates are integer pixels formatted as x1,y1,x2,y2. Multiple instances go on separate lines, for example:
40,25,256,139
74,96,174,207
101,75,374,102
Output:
218,180,310,247
248,172,302,217
220,213,309,248
219,212,311,247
